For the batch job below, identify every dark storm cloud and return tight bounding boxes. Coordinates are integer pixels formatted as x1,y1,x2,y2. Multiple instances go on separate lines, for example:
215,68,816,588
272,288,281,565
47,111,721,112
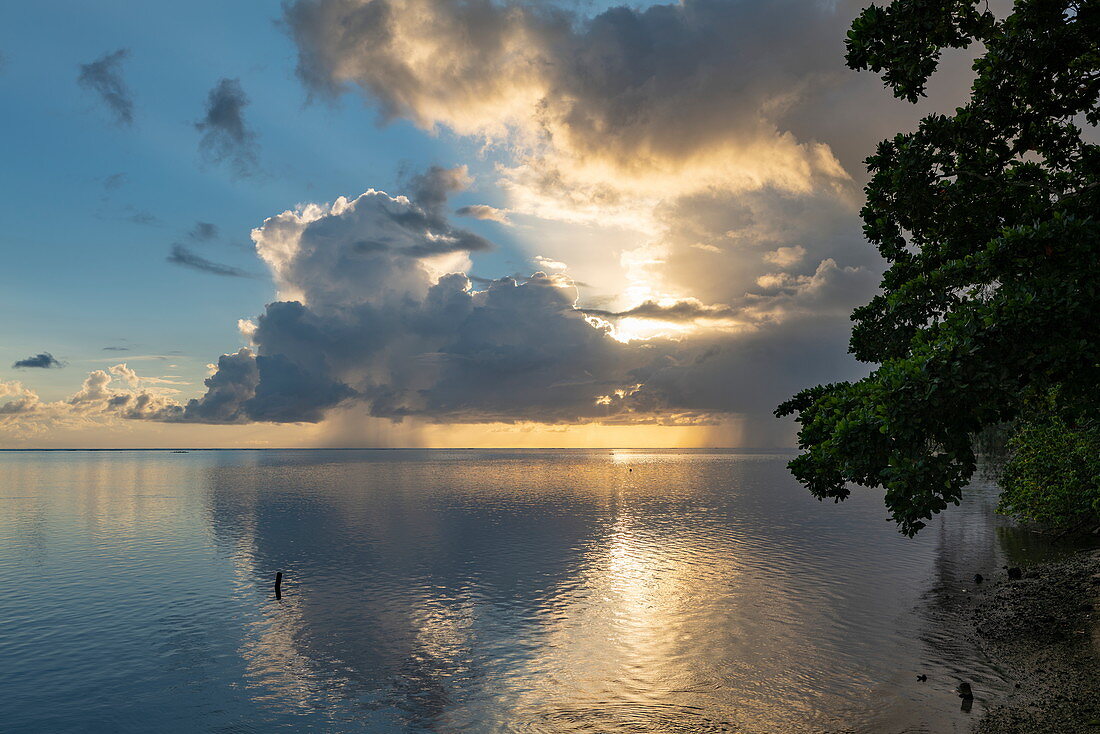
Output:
407,165,471,212
174,175,643,425
180,274,637,425
275,0,995,264
181,347,353,424
77,49,134,125
181,349,259,423
178,269,867,429
620,317,871,425
167,244,254,278
195,78,260,177
388,165,493,255
171,173,871,431
13,353,63,369
282,0,849,169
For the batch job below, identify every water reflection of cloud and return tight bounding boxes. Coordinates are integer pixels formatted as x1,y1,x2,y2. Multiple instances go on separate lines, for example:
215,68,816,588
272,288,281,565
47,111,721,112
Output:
197,450,975,733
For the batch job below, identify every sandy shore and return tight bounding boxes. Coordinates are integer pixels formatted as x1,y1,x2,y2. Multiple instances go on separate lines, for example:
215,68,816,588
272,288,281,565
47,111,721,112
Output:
970,547,1100,733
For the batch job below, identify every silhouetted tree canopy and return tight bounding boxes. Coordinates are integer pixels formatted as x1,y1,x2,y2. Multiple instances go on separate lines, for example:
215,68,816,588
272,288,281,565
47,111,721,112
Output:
777,0,1100,535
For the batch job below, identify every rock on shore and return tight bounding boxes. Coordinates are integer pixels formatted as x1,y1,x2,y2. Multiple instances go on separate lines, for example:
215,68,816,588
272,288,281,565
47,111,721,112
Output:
973,548,1100,733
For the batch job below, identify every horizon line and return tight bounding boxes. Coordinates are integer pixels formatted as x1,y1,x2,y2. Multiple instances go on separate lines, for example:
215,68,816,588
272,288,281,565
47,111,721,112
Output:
0,446,798,452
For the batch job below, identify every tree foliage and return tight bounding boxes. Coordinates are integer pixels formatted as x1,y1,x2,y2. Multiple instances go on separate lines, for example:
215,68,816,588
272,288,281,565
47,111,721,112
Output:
777,0,1100,535
998,399,1100,529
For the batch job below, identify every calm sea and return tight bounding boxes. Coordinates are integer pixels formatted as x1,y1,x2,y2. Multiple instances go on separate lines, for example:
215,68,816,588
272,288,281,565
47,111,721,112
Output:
0,449,1083,732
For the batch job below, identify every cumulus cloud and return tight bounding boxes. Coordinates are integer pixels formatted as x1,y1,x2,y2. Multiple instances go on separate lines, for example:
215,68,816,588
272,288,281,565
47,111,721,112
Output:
0,381,39,415
287,0,988,190
456,204,511,224
284,0,866,213
278,0,976,296
238,319,258,340
279,0,881,342
78,49,134,125
255,172,488,303
167,243,255,278
13,352,63,369
0,364,183,438
406,165,472,211
533,255,567,271
0,175,868,444
741,258,879,322
195,78,260,177
171,174,873,435
764,245,807,268
173,177,636,424
182,179,610,424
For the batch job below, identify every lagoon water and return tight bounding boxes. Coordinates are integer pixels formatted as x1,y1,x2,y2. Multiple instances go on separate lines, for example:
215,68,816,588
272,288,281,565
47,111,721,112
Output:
0,449,1080,733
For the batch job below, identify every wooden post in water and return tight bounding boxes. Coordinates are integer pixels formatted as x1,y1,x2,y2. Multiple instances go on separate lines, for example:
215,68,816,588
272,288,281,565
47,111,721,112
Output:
275,571,283,599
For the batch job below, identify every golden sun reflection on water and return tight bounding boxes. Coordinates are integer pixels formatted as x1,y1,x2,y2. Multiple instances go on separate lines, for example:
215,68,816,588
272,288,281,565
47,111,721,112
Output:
2,450,1038,733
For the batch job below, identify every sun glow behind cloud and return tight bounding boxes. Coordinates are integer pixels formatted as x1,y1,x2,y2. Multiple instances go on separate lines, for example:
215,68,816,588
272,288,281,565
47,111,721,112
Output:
3,0,923,448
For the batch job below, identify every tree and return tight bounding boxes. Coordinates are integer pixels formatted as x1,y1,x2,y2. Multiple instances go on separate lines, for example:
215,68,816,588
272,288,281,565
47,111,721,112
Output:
997,399,1100,530
776,0,1100,535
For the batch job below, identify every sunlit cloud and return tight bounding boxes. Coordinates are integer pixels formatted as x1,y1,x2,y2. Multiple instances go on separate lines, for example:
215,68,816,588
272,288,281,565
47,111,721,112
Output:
456,204,512,224
5,0,917,448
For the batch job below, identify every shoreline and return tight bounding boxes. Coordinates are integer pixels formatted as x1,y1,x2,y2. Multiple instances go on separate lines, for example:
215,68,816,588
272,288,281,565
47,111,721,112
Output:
968,546,1100,733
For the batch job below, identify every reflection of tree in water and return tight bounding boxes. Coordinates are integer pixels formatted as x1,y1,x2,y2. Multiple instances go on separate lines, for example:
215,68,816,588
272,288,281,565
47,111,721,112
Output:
915,475,1100,713
993,524,1100,568
916,478,1013,698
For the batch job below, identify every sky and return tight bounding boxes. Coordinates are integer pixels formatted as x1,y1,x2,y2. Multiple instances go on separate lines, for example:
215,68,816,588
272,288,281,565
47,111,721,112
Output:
0,0,982,449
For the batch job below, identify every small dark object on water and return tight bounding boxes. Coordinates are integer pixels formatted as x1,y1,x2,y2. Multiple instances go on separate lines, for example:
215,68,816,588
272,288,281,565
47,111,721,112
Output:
1007,567,1023,580
629,468,632,472
275,571,283,600
917,674,927,682
974,573,984,584
957,681,974,699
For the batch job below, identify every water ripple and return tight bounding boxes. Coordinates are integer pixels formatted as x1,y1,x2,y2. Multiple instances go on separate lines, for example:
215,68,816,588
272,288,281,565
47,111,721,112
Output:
0,449,1083,733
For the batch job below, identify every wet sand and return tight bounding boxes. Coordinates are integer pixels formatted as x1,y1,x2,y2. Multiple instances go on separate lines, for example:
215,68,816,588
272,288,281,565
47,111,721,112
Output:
971,547,1100,733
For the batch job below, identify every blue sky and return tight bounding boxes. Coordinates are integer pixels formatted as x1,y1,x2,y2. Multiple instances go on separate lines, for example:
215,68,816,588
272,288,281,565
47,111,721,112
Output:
0,0,526,403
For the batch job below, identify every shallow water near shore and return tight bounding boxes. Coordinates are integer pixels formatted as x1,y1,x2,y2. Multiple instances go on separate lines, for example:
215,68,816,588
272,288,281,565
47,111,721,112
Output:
0,449,1093,733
